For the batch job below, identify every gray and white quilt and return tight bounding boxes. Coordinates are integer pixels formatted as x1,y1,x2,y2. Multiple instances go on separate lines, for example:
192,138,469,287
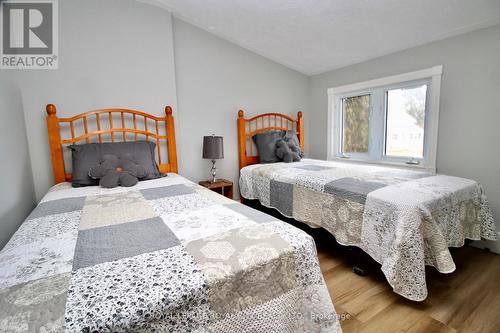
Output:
0,174,341,332
240,158,497,301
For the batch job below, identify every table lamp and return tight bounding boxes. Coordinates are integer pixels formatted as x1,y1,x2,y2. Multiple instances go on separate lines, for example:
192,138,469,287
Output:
203,135,224,183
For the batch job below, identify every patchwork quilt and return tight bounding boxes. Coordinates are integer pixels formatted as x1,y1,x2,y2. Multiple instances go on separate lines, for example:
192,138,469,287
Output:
0,174,342,332
240,158,497,301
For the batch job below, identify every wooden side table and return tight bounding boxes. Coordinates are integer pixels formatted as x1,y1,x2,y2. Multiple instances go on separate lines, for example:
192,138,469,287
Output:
198,179,234,200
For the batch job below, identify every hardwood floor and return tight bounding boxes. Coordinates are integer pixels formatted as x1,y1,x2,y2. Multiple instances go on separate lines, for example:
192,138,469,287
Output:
243,200,500,332
314,231,500,333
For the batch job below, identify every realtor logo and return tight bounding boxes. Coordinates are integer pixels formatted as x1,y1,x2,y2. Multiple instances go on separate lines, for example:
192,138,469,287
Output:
1,0,58,69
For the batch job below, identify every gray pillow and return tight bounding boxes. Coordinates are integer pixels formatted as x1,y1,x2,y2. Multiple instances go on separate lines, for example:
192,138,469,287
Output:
252,130,285,163
69,141,160,187
284,130,304,157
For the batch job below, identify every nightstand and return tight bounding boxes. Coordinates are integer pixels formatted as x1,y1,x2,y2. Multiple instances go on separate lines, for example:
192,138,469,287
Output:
198,179,233,200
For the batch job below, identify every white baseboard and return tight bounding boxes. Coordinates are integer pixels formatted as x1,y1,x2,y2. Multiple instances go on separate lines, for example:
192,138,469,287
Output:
469,233,500,254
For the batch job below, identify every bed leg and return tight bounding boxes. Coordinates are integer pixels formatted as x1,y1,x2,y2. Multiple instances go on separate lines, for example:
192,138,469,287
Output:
347,246,367,277
352,265,367,276
240,197,245,204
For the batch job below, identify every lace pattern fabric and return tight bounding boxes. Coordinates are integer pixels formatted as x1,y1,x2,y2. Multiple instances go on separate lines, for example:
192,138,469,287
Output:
240,159,497,301
0,173,341,332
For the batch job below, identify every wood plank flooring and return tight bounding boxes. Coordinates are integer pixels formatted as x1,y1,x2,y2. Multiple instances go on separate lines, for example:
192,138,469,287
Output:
314,230,500,333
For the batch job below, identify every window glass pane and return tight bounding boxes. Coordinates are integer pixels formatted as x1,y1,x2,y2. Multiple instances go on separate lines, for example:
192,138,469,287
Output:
385,84,427,158
342,94,370,153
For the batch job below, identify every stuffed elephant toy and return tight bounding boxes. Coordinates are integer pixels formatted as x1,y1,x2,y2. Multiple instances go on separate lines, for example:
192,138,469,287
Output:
89,154,147,188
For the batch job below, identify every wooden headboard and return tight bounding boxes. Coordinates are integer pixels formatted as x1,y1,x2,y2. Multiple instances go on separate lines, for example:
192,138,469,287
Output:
46,104,178,184
237,109,304,169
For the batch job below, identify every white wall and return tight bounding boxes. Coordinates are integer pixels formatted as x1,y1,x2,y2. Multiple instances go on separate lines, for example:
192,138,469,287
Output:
309,25,500,247
172,19,309,193
0,74,36,249
16,0,178,201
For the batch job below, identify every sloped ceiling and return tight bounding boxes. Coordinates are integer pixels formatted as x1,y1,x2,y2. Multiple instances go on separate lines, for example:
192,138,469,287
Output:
142,0,500,75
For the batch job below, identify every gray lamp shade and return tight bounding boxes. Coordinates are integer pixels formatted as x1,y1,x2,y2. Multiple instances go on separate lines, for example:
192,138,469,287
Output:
203,135,224,159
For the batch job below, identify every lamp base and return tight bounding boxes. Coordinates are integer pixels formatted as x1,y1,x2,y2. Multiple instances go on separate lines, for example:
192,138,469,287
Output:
210,159,217,183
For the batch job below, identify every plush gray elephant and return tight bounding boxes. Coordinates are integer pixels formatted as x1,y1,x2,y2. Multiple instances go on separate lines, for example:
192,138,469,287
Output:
275,139,302,163
89,154,147,188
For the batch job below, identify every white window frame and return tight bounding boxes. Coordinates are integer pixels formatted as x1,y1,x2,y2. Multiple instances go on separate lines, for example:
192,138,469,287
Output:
327,66,442,173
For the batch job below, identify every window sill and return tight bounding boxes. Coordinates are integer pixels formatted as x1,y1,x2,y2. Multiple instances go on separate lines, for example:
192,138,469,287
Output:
329,156,436,173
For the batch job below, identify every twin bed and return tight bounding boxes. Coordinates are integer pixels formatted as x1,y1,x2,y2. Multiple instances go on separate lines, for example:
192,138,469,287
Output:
0,106,341,332
237,109,497,302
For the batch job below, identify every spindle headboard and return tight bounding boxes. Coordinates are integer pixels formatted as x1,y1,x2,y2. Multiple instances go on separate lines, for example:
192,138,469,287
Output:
46,104,178,184
237,110,304,169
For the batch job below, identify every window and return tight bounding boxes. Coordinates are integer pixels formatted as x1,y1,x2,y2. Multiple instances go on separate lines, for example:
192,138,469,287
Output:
385,84,427,159
328,66,442,172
